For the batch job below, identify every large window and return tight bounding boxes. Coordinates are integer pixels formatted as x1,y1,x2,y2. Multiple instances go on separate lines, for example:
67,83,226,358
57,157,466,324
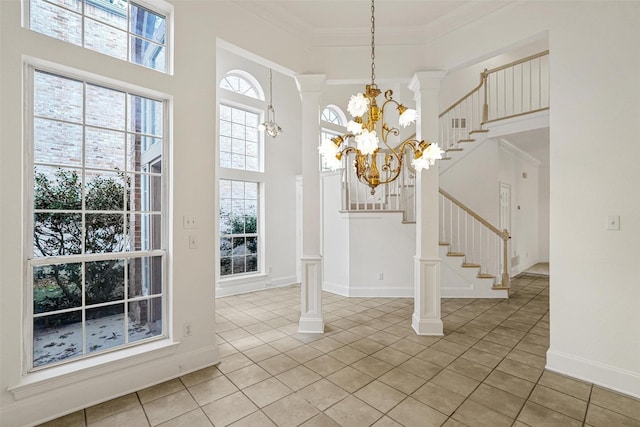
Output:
28,0,169,72
27,67,166,369
219,104,261,172
219,180,258,277
218,70,265,281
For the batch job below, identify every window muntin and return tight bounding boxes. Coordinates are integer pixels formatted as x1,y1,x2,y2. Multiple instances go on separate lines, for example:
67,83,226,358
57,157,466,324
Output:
29,68,166,369
219,179,258,277
219,71,263,100
219,104,261,172
28,0,168,72
321,105,347,126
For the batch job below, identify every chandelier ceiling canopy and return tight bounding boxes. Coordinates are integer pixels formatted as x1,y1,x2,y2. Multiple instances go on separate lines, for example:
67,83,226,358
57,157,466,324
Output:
318,0,443,194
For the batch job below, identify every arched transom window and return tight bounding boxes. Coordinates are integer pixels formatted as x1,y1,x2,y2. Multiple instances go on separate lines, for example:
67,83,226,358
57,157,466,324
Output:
219,70,264,100
321,105,347,126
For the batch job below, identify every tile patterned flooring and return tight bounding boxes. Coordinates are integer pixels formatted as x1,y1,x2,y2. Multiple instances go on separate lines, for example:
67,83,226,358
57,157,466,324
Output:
39,274,640,427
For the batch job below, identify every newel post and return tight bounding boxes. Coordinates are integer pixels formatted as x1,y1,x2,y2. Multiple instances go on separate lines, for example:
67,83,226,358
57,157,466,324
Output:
502,229,510,291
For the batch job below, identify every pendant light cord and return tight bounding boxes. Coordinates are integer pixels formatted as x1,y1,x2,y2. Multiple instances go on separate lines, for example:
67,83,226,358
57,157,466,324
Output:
370,0,376,86
268,69,273,108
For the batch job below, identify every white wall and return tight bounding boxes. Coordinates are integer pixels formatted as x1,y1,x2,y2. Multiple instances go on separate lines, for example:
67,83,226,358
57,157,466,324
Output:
321,173,350,292
545,3,640,397
430,0,640,398
538,161,550,262
440,140,501,223
498,141,540,274
321,174,415,297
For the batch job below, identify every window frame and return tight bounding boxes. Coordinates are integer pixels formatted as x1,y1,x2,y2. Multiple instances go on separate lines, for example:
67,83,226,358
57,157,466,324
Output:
218,179,260,278
24,0,174,74
219,69,265,101
23,60,170,372
218,100,264,173
216,70,267,285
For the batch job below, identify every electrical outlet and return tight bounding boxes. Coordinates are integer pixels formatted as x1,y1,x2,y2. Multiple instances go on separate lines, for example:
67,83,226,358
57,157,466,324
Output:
183,216,196,229
183,323,192,337
189,235,197,249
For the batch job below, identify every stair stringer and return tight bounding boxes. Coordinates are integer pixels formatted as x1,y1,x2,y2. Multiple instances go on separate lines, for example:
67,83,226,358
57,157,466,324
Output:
439,110,550,175
439,244,508,298
439,130,490,175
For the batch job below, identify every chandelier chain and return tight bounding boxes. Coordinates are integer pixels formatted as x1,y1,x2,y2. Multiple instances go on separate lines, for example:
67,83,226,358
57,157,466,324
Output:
370,0,375,85
268,68,273,106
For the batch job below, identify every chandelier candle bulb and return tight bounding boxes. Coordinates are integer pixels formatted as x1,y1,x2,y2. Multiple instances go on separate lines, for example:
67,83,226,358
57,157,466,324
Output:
317,0,443,194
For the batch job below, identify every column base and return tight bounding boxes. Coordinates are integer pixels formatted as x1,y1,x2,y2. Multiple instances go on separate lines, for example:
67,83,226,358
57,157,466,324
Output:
298,256,324,334
298,317,325,334
412,313,444,336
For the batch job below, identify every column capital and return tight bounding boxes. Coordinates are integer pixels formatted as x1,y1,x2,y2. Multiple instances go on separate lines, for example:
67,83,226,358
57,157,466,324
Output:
295,74,327,94
408,71,447,93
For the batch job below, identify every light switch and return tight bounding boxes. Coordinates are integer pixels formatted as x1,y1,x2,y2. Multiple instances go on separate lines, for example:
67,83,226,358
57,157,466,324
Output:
607,216,620,231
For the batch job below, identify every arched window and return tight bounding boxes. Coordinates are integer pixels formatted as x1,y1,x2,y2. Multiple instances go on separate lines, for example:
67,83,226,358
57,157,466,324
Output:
217,69,264,280
321,105,347,126
320,105,347,171
219,70,265,100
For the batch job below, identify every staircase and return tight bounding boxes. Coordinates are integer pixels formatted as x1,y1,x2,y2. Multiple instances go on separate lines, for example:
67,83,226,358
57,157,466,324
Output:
339,50,549,298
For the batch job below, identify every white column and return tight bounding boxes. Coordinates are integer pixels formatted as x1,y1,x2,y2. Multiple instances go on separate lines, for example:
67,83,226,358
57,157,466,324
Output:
408,71,446,335
295,74,326,333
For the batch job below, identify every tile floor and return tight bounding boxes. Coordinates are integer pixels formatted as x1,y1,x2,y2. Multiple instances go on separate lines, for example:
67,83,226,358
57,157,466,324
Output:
38,274,640,427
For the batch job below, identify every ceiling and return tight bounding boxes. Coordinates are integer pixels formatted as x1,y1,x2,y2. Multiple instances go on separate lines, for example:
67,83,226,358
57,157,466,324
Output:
235,1,514,47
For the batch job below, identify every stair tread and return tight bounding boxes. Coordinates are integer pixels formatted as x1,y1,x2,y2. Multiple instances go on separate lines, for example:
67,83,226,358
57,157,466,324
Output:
461,263,481,268
446,148,464,152
477,273,495,278
458,139,475,143
440,157,452,161
439,242,450,246
469,129,489,134
447,252,465,257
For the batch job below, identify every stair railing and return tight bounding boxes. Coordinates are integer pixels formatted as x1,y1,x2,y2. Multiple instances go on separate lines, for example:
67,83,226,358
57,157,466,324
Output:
439,189,510,289
341,145,417,222
439,50,549,153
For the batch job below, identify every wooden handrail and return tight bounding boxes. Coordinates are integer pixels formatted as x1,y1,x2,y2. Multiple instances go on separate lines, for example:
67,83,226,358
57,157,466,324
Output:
439,50,550,121
439,188,507,238
439,75,485,118
485,50,549,75
440,188,510,289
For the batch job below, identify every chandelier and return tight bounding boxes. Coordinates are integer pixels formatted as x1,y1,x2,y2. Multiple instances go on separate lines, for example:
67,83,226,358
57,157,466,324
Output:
259,69,283,138
318,0,444,194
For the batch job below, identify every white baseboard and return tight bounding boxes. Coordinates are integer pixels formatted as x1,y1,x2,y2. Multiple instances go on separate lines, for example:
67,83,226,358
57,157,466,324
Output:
3,344,219,427
323,281,413,298
547,349,640,399
216,276,298,297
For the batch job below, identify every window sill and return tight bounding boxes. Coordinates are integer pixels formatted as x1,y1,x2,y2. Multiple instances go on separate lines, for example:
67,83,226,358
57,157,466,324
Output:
9,339,179,400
